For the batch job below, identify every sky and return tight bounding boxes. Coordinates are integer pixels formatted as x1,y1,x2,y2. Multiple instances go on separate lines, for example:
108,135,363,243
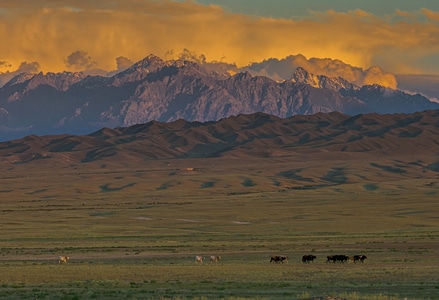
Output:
197,0,439,20
1,0,439,90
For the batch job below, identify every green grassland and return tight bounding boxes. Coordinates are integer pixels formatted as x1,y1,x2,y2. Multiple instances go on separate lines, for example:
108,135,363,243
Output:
0,154,438,299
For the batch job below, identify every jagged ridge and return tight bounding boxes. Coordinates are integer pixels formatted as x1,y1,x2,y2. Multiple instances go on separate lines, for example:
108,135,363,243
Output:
0,54,438,142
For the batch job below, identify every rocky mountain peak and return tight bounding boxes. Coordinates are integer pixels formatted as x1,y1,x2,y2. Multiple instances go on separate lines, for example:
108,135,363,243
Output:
2,71,86,102
132,54,167,71
26,71,86,91
291,67,357,92
291,67,319,87
168,59,228,79
110,54,168,86
231,71,253,81
3,73,36,88
170,59,207,75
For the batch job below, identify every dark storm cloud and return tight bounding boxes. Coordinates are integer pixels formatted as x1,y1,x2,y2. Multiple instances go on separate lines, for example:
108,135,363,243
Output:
65,51,96,70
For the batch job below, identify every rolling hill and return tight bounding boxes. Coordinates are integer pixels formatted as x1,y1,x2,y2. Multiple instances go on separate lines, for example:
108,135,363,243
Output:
1,110,439,165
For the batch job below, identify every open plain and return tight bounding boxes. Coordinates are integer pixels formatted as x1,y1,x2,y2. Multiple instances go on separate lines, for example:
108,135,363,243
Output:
0,152,438,299
1,112,439,299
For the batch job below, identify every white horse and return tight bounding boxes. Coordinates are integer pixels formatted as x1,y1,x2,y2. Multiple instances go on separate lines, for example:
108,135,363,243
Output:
58,256,69,263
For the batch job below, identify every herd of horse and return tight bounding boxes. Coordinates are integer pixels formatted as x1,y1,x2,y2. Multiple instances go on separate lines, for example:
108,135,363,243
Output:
326,254,367,263
196,254,367,264
270,254,367,264
58,254,367,264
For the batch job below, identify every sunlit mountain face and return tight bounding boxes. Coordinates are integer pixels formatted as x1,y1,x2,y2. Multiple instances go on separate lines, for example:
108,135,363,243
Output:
0,54,438,142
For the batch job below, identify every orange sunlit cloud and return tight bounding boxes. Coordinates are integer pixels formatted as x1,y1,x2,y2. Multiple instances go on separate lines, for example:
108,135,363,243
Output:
1,0,439,88
246,55,397,89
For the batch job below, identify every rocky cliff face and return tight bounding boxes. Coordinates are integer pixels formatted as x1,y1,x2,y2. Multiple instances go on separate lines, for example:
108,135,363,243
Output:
0,54,438,141
291,67,358,91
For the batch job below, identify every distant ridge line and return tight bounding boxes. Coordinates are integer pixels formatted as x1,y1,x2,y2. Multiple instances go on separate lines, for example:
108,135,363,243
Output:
1,110,439,164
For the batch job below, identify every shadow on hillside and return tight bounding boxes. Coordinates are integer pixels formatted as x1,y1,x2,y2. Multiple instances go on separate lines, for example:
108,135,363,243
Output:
363,184,378,191
99,183,136,192
277,169,314,183
370,162,407,174
321,167,347,184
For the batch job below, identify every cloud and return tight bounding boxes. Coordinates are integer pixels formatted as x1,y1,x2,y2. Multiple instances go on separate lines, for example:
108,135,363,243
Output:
422,8,439,22
246,55,397,88
115,56,133,71
0,0,438,79
17,61,40,73
65,51,96,70
363,66,397,89
177,48,207,64
0,61,12,70
0,61,40,87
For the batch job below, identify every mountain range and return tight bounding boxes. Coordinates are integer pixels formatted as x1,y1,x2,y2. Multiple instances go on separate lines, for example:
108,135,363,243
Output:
0,54,438,142
1,110,439,166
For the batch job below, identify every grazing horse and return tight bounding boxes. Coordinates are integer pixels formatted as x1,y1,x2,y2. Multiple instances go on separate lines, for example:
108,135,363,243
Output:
270,255,288,264
354,255,367,263
58,256,69,264
210,256,221,263
327,255,336,263
302,254,317,263
195,256,205,264
327,255,348,263
335,255,349,263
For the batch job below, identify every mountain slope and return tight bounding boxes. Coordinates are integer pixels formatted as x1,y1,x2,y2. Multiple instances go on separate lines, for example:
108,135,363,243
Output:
1,110,439,165
0,55,438,141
